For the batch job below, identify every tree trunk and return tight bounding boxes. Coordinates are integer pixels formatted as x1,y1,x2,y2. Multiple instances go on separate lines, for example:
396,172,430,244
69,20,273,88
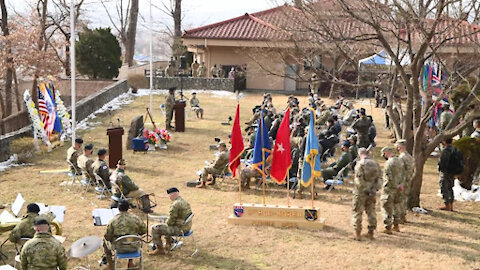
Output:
1,0,13,117
171,0,183,58
0,88,5,118
408,153,426,208
32,0,48,105
65,39,71,76
125,0,139,67
328,83,338,99
13,69,21,111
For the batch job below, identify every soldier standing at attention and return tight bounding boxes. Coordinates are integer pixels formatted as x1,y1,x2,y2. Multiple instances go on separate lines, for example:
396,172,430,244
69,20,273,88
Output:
20,217,67,270
150,188,192,256
197,62,207,78
67,138,83,175
191,60,199,77
93,148,112,189
210,64,219,78
77,144,96,184
352,108,372,148
352,148,382,240
165,87,176,130
395,139,414,223
101,200,146,270
197,142,229,188
380,146,405,234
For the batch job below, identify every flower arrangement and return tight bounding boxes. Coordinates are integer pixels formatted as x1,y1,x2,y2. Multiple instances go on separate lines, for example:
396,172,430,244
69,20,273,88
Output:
154,128,171,144
147,133,158,145
23,90,50,146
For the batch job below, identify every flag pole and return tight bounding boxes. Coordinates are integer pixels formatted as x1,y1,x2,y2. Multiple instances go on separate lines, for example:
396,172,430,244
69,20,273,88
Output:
70,0,76,143
311,180,314,209
286,171,290,207
237,167,242,204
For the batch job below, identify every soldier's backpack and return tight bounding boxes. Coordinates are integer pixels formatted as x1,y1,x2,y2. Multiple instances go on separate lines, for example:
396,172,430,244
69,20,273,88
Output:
445,147,463,175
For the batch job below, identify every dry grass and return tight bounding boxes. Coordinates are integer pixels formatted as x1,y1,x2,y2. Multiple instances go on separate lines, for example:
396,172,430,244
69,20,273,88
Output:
1,91,479,270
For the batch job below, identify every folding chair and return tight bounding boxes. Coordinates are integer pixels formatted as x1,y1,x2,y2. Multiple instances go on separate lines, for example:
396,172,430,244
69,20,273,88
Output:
0,238,8,264
66,159,81,187
324,165,350,193
170,213,198,257
110,182,133,206
94,175,112,200
113,235,143,270
13,237,30,268
214,164,232,184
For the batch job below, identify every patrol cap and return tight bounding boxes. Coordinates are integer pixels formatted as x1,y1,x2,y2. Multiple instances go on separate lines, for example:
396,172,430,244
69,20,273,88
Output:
381,146,393,154
84,144,94,150
341,140,351,148
97,148,107,156
395,139,407,147
27,203,40,214
118,159,126,165
348,135,357,142
218,142,227,148
166,187,179,194
75,138,84,144
33,217,49,226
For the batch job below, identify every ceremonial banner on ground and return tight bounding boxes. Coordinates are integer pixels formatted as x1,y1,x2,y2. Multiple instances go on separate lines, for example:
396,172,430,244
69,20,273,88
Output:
300,110,321,187
250,111,271,175
270,108,291,184
228,104,244,177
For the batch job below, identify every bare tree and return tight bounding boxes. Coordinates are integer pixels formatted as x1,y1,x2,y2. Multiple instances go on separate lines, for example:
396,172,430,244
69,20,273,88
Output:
0,0,13,117
152,0,184,57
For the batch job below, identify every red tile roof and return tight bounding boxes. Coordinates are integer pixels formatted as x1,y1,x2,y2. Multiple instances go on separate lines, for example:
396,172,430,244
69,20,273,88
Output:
429,17,480,46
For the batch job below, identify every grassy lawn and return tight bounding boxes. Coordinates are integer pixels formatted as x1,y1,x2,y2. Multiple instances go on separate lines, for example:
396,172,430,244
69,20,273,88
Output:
0,91,479,270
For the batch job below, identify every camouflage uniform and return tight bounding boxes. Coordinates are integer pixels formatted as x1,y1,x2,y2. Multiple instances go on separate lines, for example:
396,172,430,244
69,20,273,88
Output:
191,62,199,77
316,108,331,126
104,212,146,259
210,66,219,78
78,154,96,183
352,116,372,148
197,64,206,78
439,110,453,131
152,196,192,245
165,65,174,77
352,157,382,232
67,146,82,174
200,150,229,182
398,152,414,220
93,158,112,189
165,92,176,129
381,157,405,229
20,232,67,270
9,213,55,244
115,168,145,199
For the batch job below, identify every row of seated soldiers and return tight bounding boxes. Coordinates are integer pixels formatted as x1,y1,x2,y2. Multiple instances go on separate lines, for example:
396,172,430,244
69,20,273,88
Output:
66,138,152,212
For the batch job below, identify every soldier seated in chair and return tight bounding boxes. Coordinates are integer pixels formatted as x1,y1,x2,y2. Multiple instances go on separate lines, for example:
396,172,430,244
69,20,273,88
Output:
196,142,229,188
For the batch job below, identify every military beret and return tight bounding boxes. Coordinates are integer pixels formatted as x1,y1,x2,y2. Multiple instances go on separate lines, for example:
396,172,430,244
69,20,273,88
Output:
117,159,126,165
33,217,49,226
381,146,393,154
341,140,351,148
192,92,196,95
97,148,107,156
27,203,40,213
395,139,407,146
84,144,94,150
348,135,357,142
75,138,84,144
218,142,227,148
118,200,130,211
169,87,177,91
166,187,179,194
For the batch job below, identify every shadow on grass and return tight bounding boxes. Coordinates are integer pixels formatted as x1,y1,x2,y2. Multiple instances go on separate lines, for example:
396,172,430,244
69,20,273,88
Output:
429,209,480,226
179,250,262,270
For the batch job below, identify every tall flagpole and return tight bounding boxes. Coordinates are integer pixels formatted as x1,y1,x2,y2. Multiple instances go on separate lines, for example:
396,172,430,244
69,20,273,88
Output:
149,0,153,114
70,0,76,143
286,172,290,207
261,110,266,205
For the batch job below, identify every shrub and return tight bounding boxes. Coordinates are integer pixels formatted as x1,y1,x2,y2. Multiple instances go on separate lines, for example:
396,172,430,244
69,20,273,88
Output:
127,73,148,93
9,137,37,163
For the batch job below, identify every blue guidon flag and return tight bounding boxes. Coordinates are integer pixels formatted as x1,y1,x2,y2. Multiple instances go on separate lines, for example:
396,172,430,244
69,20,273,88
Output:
234,205,244,218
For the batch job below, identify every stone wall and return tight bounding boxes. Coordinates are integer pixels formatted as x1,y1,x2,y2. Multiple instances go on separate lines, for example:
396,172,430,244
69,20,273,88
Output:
0,80,129,162
154,77,234,91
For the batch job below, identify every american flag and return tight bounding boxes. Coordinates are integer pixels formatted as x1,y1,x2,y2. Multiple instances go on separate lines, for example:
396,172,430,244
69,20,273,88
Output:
37,83,56,137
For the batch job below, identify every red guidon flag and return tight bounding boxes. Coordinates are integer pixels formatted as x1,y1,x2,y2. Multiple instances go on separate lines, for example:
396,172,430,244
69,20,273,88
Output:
228,104,244,177
270,108,291,184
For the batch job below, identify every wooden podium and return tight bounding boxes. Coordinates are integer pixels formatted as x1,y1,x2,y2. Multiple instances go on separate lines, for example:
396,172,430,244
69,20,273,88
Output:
106,127,124,168
174,100,186,132
227,203,325,230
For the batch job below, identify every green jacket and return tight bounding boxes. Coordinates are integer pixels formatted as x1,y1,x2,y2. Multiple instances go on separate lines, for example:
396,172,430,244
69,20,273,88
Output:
166,196,192,232
333,151,353,173
9,212,55,244
93,159,111,182
104,212,146,243
115,169,138,197
20,232,67,270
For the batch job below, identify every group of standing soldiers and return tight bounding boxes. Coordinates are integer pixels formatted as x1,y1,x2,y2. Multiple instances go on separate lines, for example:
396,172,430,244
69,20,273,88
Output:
352,139,414,240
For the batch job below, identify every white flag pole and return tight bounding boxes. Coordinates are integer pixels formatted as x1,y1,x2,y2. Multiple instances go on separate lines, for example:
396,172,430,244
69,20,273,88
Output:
70,0,76,143
149,0,153,114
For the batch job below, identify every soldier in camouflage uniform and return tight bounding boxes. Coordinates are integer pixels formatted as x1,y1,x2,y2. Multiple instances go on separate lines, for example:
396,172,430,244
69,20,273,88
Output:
191,60,199,77
20,217,67,270
352,148,382,240
150,188,192,256
439,103,453,132
165,87,176,130
77,144,96,184
395,139,414,223
197,142,229,188
352,108,372,148
101,200,146,270
380,146,405,234
66,138,83,175
197,62,207,78
93,148,111,189
9,203,55,244
112,159,152,213
316,104,331,126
